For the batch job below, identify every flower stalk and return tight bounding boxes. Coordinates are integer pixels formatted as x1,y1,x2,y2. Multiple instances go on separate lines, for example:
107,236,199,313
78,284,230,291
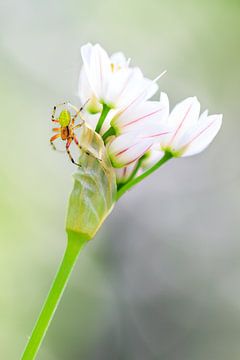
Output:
21,232,88,360
95,104,111,133
102,126,116,142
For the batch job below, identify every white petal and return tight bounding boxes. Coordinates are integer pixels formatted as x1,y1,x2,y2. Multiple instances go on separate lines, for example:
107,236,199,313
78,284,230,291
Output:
109,68,161,122
78,67,102,114
81,111,99,130
199,109,209,121
109,67,159,109
78,67,92,102
80,43,92,64
142,77,159,101
99,109,118,135
141,148,164,170
104,67,135,108
180,114,222,156
111,98,169,134
159,92,170,117
107,133,152,168
81,43,112,101
110,52,129,69
167,97,201,146
140,123,172,143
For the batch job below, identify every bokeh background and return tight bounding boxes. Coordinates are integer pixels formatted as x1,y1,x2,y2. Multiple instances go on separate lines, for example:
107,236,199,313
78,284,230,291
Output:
1,0,240,359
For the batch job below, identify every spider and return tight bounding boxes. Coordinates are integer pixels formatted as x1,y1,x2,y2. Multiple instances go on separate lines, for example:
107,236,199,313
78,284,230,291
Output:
50,101,94,166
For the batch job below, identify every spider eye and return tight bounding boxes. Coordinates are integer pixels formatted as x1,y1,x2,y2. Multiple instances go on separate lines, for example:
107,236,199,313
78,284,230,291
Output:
59,110,71,127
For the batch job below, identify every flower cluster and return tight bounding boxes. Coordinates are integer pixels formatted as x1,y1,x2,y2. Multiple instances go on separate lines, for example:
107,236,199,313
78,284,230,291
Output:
78,43,222,186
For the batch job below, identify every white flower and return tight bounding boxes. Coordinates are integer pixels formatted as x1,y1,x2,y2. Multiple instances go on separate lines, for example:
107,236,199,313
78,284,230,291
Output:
107,128,169,168
78,49,130,114
160,96,222,157
79,43,159,110
106,92,170,168
111,92,169,135
141,146,164,170
77,43,222,172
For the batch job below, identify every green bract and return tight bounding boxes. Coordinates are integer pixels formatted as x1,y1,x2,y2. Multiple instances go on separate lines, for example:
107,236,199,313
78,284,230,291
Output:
66,123,117,241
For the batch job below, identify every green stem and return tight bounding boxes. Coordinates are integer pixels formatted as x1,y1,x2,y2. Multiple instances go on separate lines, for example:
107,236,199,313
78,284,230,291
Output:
21,232,88,360
95,104,111,133
116,152,173,200
126,155,146,183
117,156,145,190
102,126,116,142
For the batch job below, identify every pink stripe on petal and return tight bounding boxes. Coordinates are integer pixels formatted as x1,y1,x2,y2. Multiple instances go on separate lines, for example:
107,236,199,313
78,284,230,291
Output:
124,144,152,166
116,72,164,117
183,120,215,148
115,70,136,101
123,108,164,128
142,131,170,139
115,142,139,157
169,104,192,145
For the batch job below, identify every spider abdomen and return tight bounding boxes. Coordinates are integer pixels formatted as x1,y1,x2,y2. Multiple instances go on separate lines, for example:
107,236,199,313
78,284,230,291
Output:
61,126,70,140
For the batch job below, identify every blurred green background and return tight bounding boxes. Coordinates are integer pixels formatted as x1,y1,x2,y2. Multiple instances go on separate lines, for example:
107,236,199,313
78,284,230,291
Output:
1,0,240,359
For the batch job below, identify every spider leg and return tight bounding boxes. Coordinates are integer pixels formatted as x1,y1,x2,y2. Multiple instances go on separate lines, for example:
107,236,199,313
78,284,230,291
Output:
50,133,61,150
67,103,81,124
70,110,84,126
51,102,70,121
73,136,102,161
69,99,90,125
51,105,57,121
71,115,84,127
66,138,82,167
67,103,79,113
51,105,60,122
52,127,61,132
68,99,90,114
73,124,83,130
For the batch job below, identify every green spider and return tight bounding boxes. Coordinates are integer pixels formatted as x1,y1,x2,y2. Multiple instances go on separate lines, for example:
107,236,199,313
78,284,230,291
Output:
50,101,100,166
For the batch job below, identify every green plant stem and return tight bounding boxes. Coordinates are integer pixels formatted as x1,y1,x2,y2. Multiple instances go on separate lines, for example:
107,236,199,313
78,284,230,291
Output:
116,152,173,200
102,126,116,142
95,104,111,133
117,156,145,190
126,155,145,183
21,232,88,360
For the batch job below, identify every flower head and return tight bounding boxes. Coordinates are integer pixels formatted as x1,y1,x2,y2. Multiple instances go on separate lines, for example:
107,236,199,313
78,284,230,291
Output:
159,96,222,157
66,42,222,197
79,43,159,110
